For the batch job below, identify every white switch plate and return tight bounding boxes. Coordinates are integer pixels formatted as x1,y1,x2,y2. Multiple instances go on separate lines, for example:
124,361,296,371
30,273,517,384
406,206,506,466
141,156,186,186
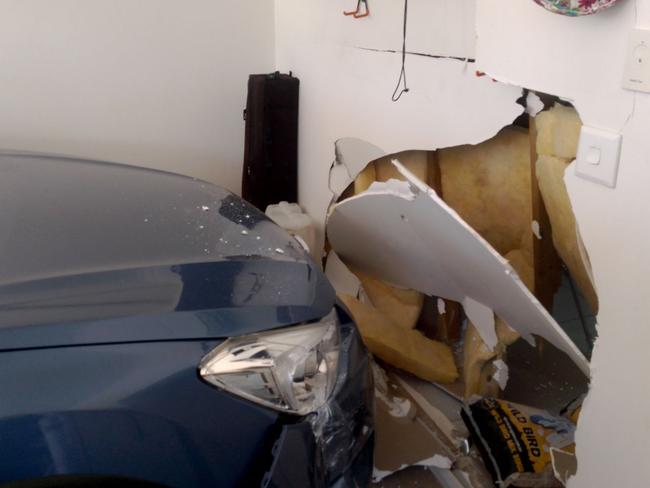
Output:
623,28,650,92
575,126,622,188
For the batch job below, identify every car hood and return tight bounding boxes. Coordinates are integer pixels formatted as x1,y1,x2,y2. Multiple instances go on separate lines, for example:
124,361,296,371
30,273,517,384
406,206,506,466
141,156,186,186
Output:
0,152,333,349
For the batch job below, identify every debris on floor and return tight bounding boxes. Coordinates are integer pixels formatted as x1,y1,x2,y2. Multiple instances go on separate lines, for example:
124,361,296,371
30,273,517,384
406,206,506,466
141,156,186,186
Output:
371,365,494,488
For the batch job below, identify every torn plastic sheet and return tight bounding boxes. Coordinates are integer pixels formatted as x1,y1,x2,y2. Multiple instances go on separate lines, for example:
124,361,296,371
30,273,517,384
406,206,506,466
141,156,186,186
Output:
327,159,590,376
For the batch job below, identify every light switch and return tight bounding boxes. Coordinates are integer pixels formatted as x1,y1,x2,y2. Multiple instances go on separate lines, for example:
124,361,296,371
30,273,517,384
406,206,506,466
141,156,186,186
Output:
623,28,650,92
586,146,601,165
575,126,622,188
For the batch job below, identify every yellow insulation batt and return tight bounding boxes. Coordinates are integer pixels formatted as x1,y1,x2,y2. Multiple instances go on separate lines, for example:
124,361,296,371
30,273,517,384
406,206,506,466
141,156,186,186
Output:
535,103,582,160
353,162,376,195
463,249,532,399
339,293,459,383
350,265,423,330
437,127,532,257
374,150,428,183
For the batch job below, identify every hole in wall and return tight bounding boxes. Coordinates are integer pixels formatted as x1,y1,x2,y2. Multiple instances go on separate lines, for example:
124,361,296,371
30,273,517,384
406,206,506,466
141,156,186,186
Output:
326,92,596,485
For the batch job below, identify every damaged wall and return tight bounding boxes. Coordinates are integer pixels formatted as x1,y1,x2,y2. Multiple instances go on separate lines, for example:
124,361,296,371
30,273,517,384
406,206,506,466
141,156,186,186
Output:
0,0,276,194
476,1,650,486
277,0,650,486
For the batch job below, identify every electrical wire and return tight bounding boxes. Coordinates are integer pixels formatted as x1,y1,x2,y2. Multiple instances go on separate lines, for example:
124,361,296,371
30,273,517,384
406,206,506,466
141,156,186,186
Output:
391,0,409,102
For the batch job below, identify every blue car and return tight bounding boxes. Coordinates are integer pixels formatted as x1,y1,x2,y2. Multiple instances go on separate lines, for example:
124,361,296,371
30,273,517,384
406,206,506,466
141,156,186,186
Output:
0,152,374,487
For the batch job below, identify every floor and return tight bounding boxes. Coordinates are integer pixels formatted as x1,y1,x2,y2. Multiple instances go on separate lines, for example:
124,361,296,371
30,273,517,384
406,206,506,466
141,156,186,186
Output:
552,269,597,359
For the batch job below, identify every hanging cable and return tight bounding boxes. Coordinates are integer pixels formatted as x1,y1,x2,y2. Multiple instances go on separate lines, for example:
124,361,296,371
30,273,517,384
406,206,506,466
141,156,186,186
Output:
391,0,409,102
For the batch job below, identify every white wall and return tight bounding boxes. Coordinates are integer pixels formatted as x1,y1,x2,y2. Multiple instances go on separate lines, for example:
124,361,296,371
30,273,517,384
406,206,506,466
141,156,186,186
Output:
477,1,650,486
277,0,650,486
275,0,522,241
0,0,275,194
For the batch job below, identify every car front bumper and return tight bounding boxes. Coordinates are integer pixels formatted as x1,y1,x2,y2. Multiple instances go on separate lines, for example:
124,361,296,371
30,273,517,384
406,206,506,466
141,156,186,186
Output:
0,305,373,488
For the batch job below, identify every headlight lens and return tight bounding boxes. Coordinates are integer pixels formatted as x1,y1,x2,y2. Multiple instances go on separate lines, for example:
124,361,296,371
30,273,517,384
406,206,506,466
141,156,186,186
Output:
199,309,340,416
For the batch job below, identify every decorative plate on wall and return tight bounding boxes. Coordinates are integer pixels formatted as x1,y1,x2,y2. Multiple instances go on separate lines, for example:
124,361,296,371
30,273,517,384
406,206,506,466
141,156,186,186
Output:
533,0,620,16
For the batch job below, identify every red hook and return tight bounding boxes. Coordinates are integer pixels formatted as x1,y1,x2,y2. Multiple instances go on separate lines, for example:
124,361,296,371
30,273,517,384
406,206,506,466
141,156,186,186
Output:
344,0,369,18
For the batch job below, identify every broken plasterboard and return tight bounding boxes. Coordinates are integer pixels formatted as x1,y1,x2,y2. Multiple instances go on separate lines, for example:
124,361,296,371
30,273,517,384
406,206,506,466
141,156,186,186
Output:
373,366,455,483
324,250,362,298
327,159,590,376
329,138,386,198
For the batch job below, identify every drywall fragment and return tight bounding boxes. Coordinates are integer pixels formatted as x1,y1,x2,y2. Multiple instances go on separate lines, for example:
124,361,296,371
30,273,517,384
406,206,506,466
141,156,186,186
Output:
532,220,542,240
324,251,362,298
526,91,545,117
438,127,532,256
437,297,446,314
492,359,509,390
338,293,459,383
328,162,351,198
328,159,590,376
536,103,582,160
463,297,497,350
329,138,386,198
350,265,423,330
537,155,598,313
550,447,577,486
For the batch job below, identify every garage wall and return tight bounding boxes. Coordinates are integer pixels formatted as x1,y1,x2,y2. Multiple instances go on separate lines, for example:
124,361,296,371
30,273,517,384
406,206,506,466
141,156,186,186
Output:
477,1,650,487
276,0,649,486
0,0,275,194
274,0,522,239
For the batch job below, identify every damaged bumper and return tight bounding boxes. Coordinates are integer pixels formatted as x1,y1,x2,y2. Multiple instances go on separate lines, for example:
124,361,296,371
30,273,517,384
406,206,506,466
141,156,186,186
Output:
262,304,375,488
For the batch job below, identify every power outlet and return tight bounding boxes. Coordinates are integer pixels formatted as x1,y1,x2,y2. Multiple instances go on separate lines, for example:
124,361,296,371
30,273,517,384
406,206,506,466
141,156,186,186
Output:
575,126,622,188
623,28,650,93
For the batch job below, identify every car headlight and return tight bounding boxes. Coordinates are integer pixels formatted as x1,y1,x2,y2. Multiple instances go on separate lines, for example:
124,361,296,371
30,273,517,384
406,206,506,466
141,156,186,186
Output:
199,309,340,416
